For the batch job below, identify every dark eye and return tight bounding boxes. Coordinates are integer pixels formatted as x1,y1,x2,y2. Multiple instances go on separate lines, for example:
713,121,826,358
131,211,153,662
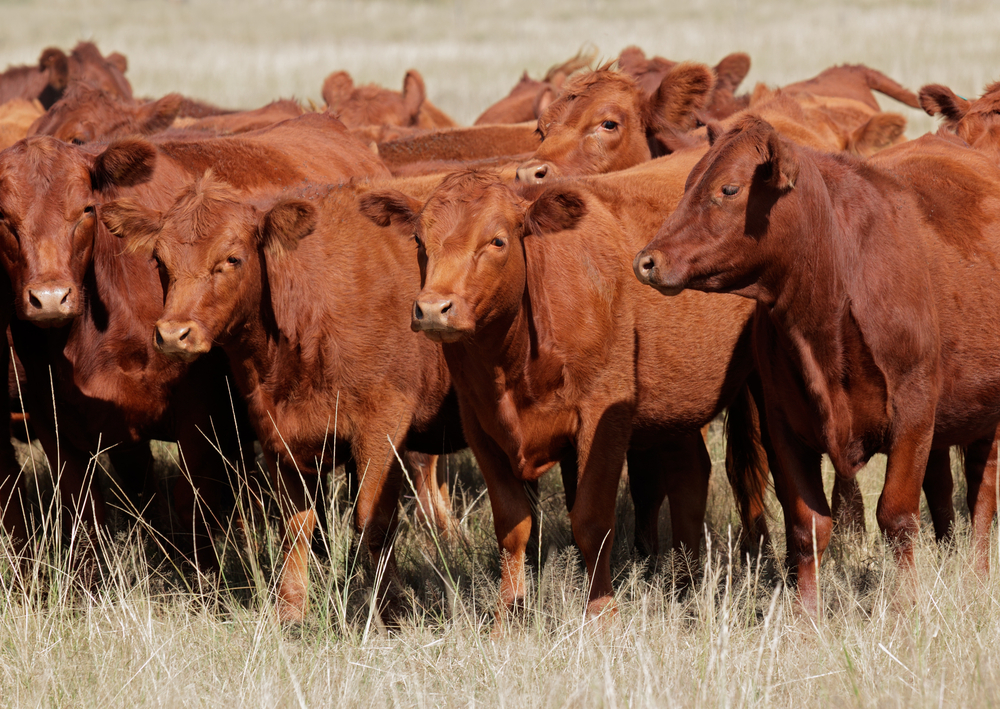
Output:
71,138,85,146
491,237,505,248
152,254,162,267
227,256,241,266
721,184,740,196
601,120,618,130
83,205,95,216
413,233,422,248
534,128,545,142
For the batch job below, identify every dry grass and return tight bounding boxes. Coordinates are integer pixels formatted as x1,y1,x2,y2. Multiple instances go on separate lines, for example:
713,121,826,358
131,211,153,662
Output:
2,0,1000,705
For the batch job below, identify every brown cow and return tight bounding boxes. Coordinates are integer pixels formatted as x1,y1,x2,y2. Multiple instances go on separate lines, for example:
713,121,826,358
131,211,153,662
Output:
919,80,1000,158
473,48,597,125
617,46,752,121
374,122,541,175
360,168,770,622
322,69,456,130
635,122,1000,614
514,63,716,183
104,172,465,622
781,63,921,111
0,115,390,561
0,42,132,109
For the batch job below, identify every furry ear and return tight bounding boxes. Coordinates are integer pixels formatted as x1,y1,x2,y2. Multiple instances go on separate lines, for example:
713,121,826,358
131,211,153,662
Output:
524,188,588,235
107,52,128,74
136,93,184,134
358,189,423,231
322,71,354,110
712,52,751,94
91,138,157,191
848,112,906,157
38,47,69,90
101,198,163,255
919,84,970,123
764,128,798,190
402,70,427,124
706,120,726,146
258,200,316,257
647,62,716,132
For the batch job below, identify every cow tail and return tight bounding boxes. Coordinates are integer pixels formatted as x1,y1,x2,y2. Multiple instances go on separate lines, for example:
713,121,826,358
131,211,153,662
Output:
724,381,772,559
860,65,921,109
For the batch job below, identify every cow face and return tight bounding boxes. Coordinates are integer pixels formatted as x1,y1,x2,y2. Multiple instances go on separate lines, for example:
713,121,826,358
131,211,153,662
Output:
103,175,315,361
515,64,714,184
634,116,796,298
361,171,586,344
0,136,155,325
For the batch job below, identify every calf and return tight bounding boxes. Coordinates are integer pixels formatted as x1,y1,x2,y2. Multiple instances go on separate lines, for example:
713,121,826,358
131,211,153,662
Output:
361,169,768,621
104,172,464,622
635,121,1000,613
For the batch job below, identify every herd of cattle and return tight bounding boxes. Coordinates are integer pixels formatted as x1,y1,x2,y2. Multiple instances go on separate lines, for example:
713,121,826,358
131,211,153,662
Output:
0,40,998,625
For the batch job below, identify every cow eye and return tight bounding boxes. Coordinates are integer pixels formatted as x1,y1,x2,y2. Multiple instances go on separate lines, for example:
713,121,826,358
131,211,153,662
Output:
71,137,85,146
600,120,618,131
413,233,422,248
227,256,241,267
721,184,740,197
83,205,95,216
491,236,506,248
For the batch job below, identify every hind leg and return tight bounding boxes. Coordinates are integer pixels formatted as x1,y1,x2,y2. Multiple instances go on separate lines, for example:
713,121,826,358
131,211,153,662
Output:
962,430,999,576
921,448,955,543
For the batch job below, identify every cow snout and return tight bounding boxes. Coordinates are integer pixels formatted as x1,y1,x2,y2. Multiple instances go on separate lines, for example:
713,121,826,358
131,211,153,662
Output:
633,249,684,296
24,282,78,324
154,319,210,361
515,161,550,184
412,296,465,342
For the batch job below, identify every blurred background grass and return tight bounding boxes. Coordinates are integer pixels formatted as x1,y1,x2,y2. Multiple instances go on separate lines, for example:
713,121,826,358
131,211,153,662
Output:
3,0,999,133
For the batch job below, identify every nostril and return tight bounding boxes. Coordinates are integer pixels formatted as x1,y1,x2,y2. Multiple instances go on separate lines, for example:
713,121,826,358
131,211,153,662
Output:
59,288,71,305
155,328,164,347
534,165,548,179
413,302,424,320
440,301,452,314
28,291,41,309
640,255,655,274
178,327,190,342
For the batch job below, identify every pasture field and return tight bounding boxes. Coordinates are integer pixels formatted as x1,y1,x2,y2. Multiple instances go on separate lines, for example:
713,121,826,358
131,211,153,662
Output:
2,0,1000,706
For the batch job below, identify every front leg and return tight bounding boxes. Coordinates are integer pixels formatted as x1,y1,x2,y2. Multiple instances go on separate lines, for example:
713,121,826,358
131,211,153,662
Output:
877,421,935,579
959,428,998,576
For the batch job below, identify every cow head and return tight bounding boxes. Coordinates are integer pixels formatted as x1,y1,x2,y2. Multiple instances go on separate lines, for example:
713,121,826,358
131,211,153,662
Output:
360,170,585,343
515,64,714,184
634,116,796,299
323,69,451,129
920,81,1000,148
0,136,156,325
29,82,182,144
103,173,315,360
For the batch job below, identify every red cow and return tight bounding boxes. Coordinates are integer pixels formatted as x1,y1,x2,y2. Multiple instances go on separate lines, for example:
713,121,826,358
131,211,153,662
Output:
474,48,597,125
374,123,541,175
919,80,1000,159
781,63,920,111
635,121,1000,614
0,114,391,561
0,99,44,151
360,168,770,621
0,42,132,109
103,172,465,622
322,69,456,129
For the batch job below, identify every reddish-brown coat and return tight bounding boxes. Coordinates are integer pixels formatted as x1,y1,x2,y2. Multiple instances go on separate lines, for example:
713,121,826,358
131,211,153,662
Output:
322,69,456,129
0,42,131,109
636,121,1000,613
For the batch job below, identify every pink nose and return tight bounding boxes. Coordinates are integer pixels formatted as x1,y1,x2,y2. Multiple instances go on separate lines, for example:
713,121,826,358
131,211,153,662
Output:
24,282,78,323
516,161,550,184
154,319,209,360
412,297,453,331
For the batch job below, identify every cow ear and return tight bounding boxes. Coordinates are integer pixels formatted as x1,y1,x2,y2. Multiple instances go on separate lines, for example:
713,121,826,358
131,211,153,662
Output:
402,70,427,124
616,45,647,76
101,198,163,255
322,71,354,110
259,199,316,257
107,52,128,74
647,62,715,132
712,52,751,95
534,85,557,118
848,112,906,157
919,84,970,123
764,129,798,190
91,138,157,191
706,120,726,146
38,47,69,90
524,188,587,235
358,189,422,231
136,93,184,134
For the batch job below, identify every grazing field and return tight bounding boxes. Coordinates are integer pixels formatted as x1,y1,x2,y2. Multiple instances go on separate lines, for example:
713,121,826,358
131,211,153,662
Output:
2,0,1000,706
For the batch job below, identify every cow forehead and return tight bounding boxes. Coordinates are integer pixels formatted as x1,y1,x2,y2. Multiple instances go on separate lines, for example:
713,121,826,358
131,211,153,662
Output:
0,140,92,210
422,180,520,243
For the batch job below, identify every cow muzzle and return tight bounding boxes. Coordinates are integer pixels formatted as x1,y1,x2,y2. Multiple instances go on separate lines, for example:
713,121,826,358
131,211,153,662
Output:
515,161,551,185
23,281,80,325
154,319,211,361
411,296,466,343
633,249,685,296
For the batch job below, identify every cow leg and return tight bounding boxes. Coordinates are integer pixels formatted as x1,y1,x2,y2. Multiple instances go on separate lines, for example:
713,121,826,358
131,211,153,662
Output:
831,475,866,535
921,448,955,544
407,451,457,540
272,452,320,623
961,430,999,576
729,375,773,559
877,424,934,586
570,410,631,619
0,332,28,549
765,411,828,617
